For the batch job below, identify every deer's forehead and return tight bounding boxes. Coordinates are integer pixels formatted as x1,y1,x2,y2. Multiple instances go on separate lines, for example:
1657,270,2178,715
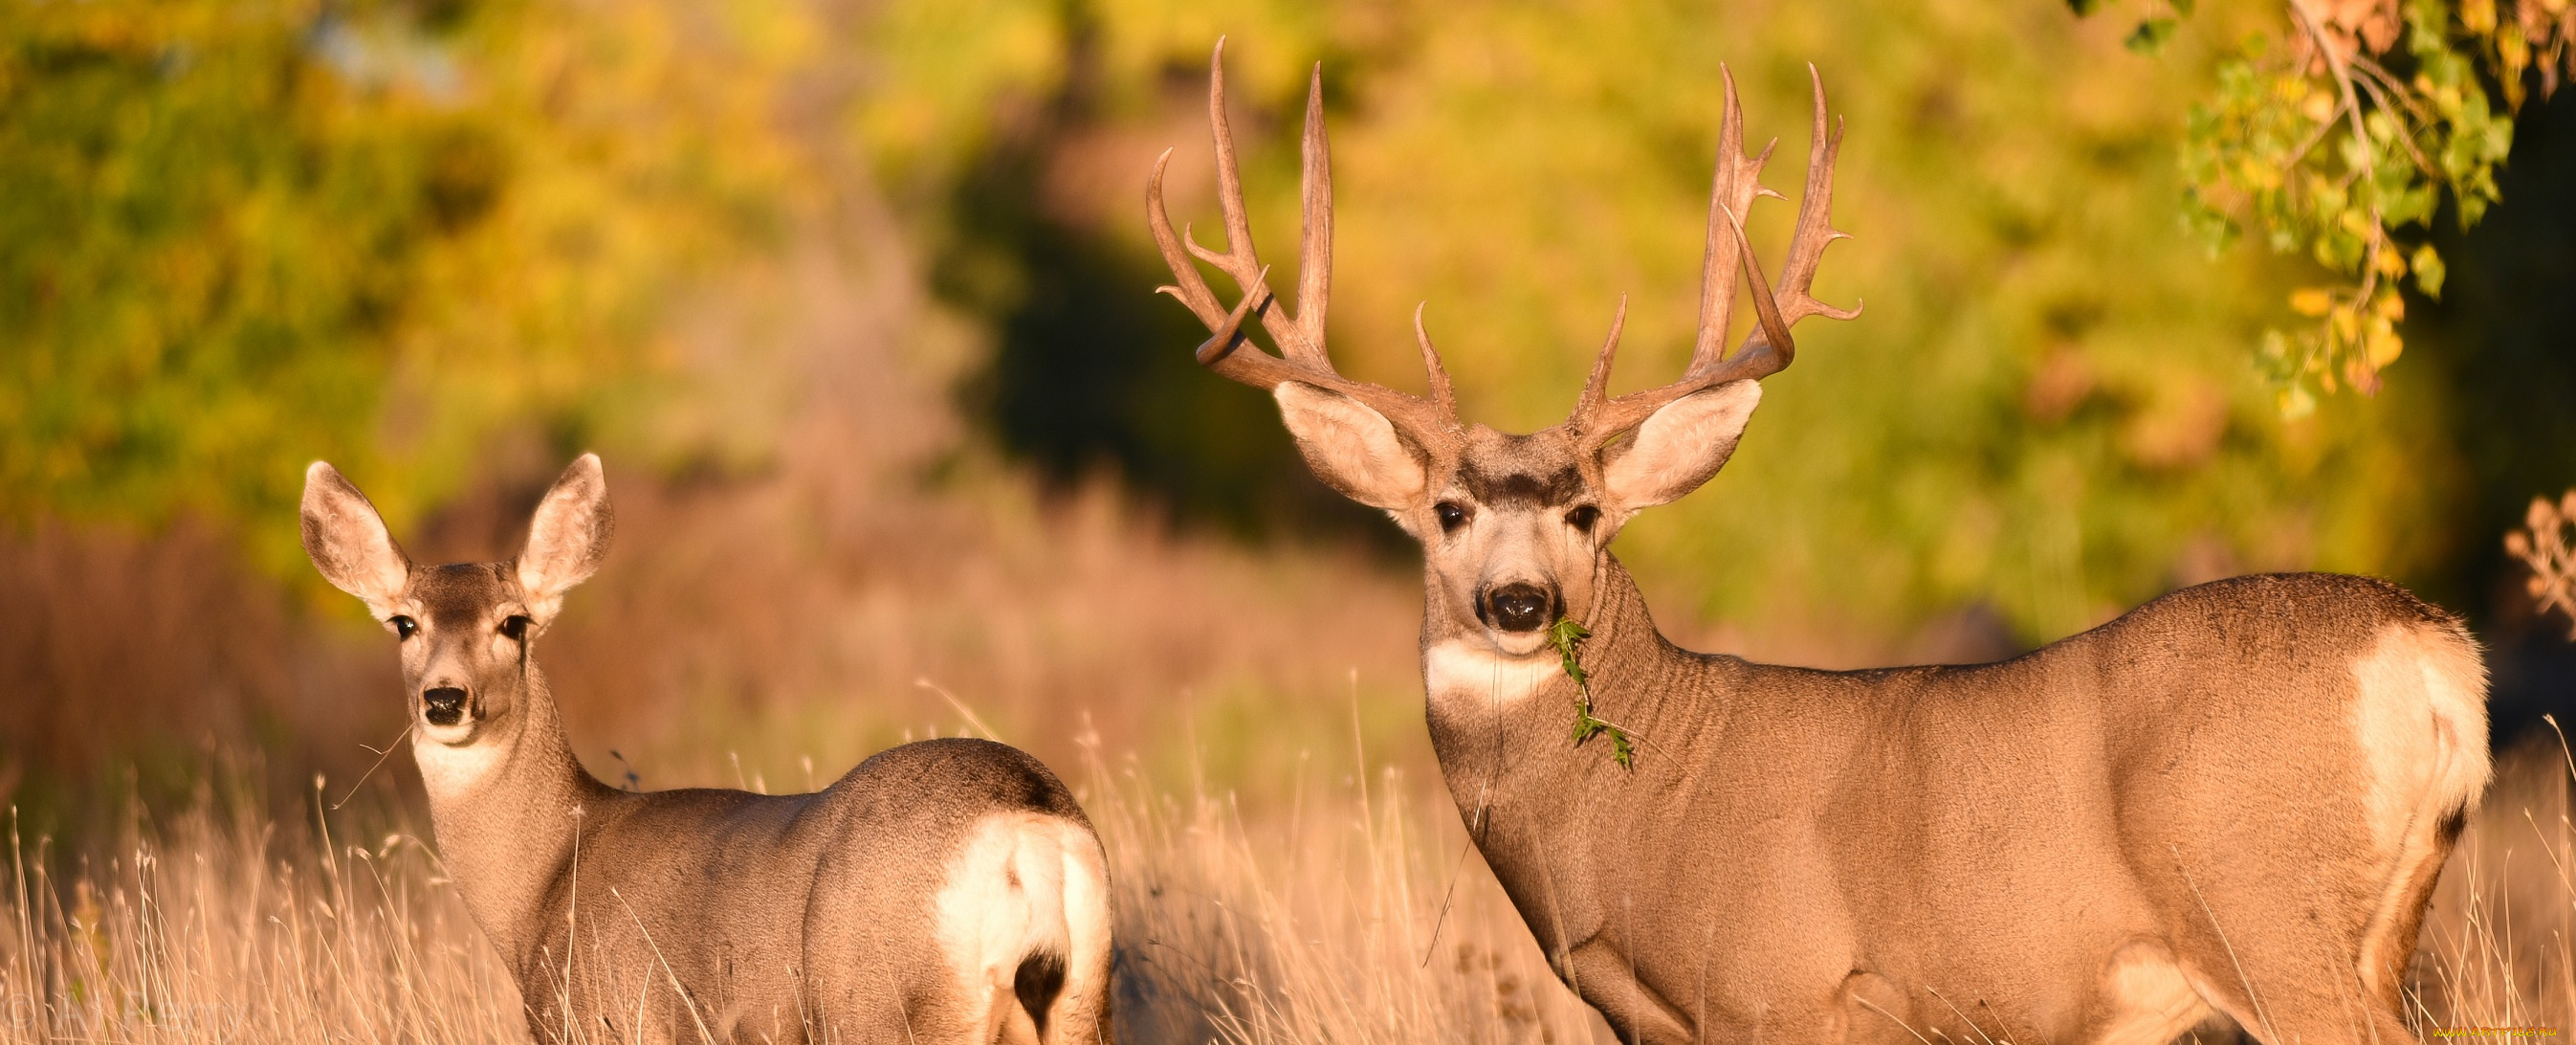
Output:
1452,434,1588,508
409,563,517,628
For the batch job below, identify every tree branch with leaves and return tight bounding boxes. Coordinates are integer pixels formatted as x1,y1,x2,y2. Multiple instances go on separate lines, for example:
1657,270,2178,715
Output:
2087,0,2568,415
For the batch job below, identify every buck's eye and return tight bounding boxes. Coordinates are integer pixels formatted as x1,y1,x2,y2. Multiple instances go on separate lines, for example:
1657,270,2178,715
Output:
1434,501,1469,532
1566,505,1601,532
499,615,532,641
389,616,418,640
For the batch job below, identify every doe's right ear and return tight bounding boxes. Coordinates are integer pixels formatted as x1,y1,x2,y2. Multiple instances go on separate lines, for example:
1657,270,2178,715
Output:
301,461,411,611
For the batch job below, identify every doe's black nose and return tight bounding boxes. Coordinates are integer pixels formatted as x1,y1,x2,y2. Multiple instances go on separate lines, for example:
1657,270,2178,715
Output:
423,686,469,726
1483,583,1557,634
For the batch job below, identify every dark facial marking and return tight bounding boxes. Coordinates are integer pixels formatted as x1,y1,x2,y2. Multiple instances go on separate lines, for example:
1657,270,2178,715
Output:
1457,463,1586,509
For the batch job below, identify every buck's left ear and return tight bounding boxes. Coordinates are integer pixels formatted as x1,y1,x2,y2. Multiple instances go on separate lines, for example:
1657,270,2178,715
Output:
517,454,614,619
1600,380,1762,511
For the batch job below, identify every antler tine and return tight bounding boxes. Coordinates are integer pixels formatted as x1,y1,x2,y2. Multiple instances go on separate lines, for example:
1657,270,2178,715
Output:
1572,66,1860,447
1202,38,1332,362
1291,64,1333,365
1573,296,1628,423
1722,204,1794,375
1765,65,1861,330
1150,150,1244,331
1148,40,1462,445
1686,66,1777,379
1206,39,1261,293
1413,302,1457,417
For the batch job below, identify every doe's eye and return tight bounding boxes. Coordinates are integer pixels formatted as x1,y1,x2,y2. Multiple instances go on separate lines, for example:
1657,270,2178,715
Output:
389,616,418,640
1433,501,1469,532
499,615,532,641
1566,505,1601,532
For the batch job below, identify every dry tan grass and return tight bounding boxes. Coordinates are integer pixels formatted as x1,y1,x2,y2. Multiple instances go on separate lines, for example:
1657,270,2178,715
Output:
2,154,2565,1045
0,743,1608,1045
8,732,2576,1044
2416,727,2576,1036
0,786,521,1042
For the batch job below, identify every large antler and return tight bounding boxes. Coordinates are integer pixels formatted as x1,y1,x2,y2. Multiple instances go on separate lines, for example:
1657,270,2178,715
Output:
1568,65,1860,447
1148,39,1463,450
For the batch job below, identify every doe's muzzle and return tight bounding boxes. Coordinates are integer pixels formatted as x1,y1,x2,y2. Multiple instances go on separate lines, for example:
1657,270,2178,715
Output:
423,686,470,726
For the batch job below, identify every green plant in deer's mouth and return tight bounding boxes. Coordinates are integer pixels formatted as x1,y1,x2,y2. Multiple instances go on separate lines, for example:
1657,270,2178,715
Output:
1551,616,1635,769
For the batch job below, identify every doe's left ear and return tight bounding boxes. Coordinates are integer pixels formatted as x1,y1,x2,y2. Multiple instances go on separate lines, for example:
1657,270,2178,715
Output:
1600,380,1762,511
517,454,614,619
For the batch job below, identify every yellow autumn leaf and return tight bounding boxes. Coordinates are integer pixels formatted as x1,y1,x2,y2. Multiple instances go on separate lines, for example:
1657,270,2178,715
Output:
2463,0,2497,33
2375,246,2408,278
2366,324,2403,368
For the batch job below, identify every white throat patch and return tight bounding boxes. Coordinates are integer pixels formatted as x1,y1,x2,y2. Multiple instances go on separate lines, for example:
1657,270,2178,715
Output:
1423,639,1563,708
412,733,510,803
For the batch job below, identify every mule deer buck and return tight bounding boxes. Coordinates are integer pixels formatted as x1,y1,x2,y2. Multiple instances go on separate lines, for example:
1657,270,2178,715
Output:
301,456,1112,1044
1149,42,2489,1044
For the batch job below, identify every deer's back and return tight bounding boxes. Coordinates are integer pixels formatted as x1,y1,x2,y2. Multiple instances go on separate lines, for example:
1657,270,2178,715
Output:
537,738,1093,1041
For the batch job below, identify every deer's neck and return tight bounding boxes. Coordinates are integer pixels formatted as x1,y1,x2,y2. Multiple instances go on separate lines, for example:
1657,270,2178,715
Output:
1420,554,1695,758
1419,553,1716,878
412,664,610,968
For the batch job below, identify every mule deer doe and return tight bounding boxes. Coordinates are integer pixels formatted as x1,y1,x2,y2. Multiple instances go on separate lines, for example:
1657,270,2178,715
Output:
301,456,1112,1044
1149,42,2489,1044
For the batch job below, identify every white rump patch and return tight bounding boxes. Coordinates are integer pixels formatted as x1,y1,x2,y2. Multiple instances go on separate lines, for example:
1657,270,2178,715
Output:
933,812,1112,1043
1423,639,1563,709
2349,620,2492,1000
2350,622,2492,850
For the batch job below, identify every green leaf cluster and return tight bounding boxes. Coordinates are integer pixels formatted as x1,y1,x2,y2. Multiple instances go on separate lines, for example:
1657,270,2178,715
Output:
1,0,2485,650
858,0,2460,644
2171,0,2522,415
0,0,826,574
1549,615,1634,770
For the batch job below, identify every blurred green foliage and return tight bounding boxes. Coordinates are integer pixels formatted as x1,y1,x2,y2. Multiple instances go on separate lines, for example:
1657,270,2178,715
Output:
0,0,819,574
856,0,2462,642
0,0,2537,647
2156,0,2543,415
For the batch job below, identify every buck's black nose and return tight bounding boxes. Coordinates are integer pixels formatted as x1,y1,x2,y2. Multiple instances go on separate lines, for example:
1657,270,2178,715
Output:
423,686,469,726
1483,583,1557,634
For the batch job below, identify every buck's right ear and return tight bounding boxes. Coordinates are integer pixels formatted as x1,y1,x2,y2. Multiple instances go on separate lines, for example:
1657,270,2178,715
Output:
1275,383,1427,511
301,461,411,611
